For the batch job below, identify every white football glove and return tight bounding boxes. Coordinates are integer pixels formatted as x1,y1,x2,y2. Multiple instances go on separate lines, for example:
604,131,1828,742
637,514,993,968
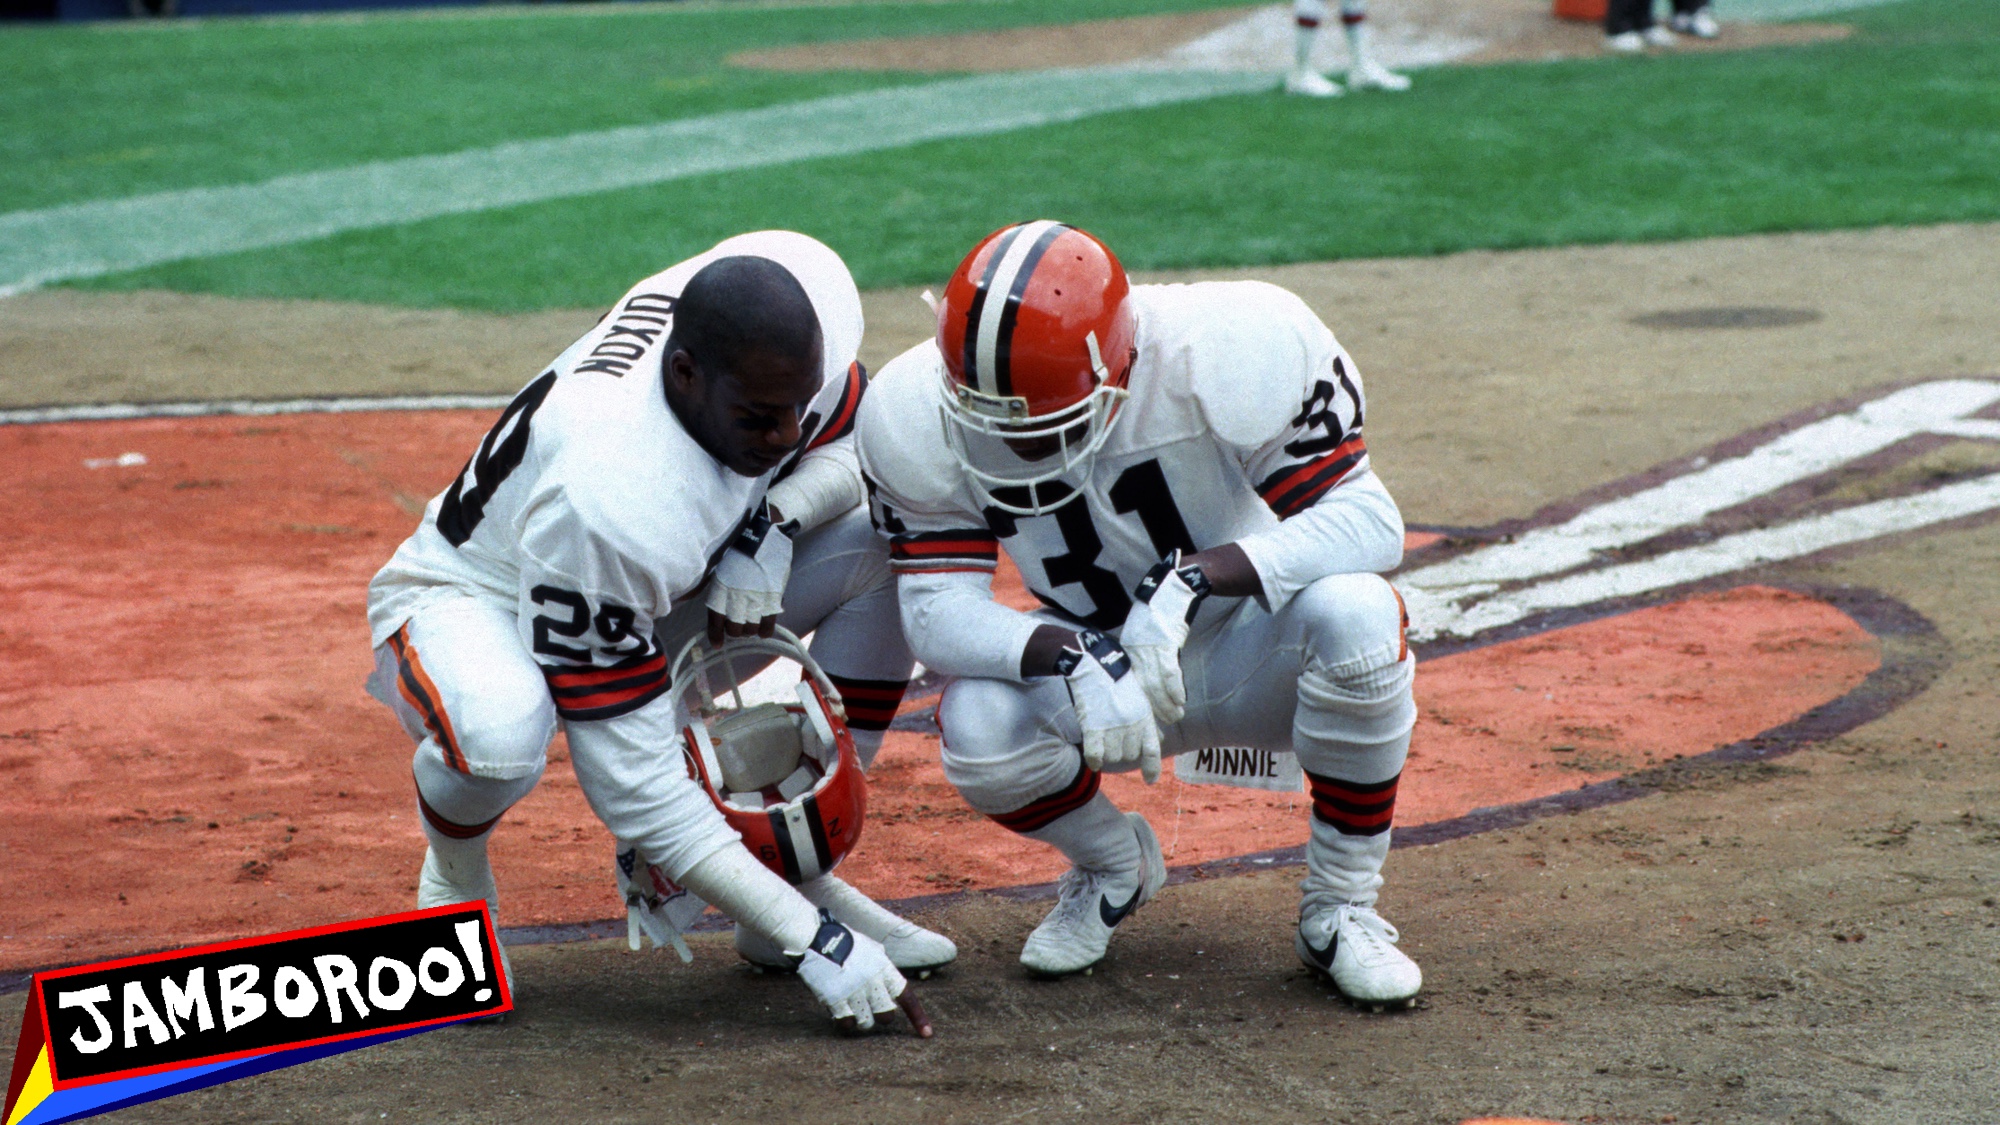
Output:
705,509,793,638
1118,553,1212,726
1061,631,1163,784
794,911,910,1032
615,843,706,963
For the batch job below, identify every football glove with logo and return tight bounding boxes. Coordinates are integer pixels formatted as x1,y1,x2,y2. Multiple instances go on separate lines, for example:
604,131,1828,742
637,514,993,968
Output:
705,509,793,640
794,910,911,1032
1118,552,1212,726
1058,631,1161,783
615,842,707,963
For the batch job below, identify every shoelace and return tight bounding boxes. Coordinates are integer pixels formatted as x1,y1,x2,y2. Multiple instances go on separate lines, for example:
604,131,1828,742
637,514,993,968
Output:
1319,904,1401,962
1049,867,1112,926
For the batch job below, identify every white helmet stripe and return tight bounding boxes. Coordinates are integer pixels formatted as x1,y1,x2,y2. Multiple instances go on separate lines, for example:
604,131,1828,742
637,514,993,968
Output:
972,219,1064,398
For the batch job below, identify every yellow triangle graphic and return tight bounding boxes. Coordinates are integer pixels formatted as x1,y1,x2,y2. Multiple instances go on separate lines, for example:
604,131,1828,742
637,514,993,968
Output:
2,1046,51,1125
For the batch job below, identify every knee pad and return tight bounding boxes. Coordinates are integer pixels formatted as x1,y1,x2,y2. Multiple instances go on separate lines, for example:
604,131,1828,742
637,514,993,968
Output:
450,688,556,781
1292,573,1407,680
936,678,1075,815
413,739,542,830
1297,653,1417,748
792,505,895,602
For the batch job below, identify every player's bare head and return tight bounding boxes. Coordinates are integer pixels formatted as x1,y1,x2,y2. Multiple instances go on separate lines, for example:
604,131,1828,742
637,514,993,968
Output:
663,255,825,477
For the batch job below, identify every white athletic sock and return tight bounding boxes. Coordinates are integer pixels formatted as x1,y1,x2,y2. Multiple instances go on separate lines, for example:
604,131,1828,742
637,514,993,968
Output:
1294,24,1319,72
1343,18,1372,70
1026,792,1143,874
412,739,537,914
418,818,499,912
1297,747,1402,912
1293,652,1414,914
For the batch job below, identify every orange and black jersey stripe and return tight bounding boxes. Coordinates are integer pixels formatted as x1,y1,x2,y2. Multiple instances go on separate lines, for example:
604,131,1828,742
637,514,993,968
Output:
1257,435,1368,520
541,648,669,722
888,529,1001,574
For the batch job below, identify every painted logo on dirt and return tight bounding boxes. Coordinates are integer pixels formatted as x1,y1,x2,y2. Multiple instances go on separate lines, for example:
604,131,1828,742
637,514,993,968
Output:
1401,379,2000,647
0,380,1988,974
1159,379,1990,872
915,378,1989,891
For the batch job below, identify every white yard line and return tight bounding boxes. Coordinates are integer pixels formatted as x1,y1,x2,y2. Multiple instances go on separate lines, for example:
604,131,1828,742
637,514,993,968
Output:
0,66,1270,295
1402,378,2000,641
1724,0,1913,19
1401,380,2000,593
0,394,514,426
1414,471,2000,640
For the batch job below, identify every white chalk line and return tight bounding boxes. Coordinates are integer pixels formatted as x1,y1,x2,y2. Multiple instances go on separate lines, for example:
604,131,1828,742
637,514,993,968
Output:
1402,380,2000,594
1417,472,2000,640
0,66,1271,295
0,394,514,427
1404,379,2000,641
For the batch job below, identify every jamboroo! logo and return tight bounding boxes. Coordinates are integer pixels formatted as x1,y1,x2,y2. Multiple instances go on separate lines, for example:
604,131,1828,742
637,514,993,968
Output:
1173,381,1993,839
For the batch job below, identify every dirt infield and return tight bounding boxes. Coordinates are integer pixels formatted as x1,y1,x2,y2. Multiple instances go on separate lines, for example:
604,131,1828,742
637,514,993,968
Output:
5,222,2000,1122
0,405,1882,967
725,0,1850,73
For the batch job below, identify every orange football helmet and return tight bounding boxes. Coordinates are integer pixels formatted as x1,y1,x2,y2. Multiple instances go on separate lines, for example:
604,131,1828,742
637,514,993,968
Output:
936,221,1136,516
671,628,865,885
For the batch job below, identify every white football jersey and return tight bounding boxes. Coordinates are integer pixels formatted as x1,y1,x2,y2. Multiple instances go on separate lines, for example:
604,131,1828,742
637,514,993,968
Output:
369,232,865,720
858,280,1369,632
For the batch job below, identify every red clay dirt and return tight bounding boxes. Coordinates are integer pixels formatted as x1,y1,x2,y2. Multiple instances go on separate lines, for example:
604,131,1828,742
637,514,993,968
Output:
0,411,1879,972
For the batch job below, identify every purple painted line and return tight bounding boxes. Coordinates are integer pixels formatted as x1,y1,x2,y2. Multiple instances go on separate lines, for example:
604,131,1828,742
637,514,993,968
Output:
486,583,1949,942
0,588,1943,991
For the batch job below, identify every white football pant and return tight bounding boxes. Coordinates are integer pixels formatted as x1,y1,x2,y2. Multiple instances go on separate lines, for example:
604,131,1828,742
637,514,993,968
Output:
938,571,1414,911
368,507,915,867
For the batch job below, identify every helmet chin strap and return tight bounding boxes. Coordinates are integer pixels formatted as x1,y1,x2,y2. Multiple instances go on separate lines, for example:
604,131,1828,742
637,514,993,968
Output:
1085,330,1108,384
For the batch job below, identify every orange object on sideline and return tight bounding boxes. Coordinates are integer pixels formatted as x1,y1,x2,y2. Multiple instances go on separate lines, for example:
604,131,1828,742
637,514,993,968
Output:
1553,0,1607,21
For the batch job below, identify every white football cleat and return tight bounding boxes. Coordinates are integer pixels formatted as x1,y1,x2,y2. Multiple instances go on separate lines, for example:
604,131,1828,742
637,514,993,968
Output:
1670,7,1719,37
734,874,958,977
1020,813,1167,978
1296,903,1422,1009
1605,30,1646,52
1346,59,1412,92
1642,24,1678,47
1285,69,1344,98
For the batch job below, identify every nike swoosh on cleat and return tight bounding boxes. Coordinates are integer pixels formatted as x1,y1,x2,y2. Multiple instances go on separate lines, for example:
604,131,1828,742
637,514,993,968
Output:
1099,885,1145,928
1302,933,1337,970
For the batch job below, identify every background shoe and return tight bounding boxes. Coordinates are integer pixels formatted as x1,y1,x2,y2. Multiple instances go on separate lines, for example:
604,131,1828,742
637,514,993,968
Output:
1605,30,1646,52
1296,903,1422,1010
1347,59,1412,92
1642,24,1679,47
1670,7,1720,37
1020,813,1166,977
1284,69,1343,97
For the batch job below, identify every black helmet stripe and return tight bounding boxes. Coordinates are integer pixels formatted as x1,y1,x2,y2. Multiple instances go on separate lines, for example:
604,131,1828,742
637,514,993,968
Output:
961,223,1025,396
767,807,805,883
991,222,1070,399
965,220,1067,398
803,794,835,876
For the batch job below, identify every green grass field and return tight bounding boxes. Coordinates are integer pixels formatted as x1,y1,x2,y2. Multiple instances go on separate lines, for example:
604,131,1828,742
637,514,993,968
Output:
5,0,1995,310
